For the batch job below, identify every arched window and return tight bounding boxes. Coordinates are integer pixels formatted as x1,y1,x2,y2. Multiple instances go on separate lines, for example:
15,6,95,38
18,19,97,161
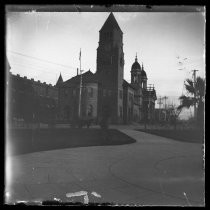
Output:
87,104,93,117
134,76,137,83
88,87,93,97
73,89,76,96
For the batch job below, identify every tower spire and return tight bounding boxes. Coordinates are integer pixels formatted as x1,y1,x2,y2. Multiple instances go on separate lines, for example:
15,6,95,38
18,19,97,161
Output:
135,53,138,62
99,12,122,33
56,72,63,86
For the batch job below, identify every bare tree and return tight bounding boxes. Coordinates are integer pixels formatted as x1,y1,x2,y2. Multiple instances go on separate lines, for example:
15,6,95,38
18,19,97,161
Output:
168,104,182,130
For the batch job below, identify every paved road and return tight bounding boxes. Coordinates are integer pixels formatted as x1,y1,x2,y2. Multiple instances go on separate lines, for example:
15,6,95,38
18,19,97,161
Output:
5,128,204,206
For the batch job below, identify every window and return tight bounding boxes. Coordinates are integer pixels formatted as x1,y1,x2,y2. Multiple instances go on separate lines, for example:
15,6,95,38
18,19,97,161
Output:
128,92,134,103
102,32,112,41
119,90,123,99
108,90,112,96
64,89,68,97
88,87,93,97
131,94,134,103
119,106,123,118
129,93,131,101
73,89,76,96
87,105,93,117
128,108,131,120
105,32,112,40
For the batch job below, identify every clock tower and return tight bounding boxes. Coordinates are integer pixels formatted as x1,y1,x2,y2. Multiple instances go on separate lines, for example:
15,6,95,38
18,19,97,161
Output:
96,13,124,123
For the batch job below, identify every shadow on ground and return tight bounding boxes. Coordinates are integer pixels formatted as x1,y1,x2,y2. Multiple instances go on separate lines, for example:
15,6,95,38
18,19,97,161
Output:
7,128,136,156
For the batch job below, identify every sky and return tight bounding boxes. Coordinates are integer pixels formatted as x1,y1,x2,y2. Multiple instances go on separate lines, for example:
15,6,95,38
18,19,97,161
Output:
6,10,205,119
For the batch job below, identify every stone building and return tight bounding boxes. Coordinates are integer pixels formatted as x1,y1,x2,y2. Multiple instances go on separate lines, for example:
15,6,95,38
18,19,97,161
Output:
56,70,98,123
7,13,156,125
7,66,58,126
57,13,157,124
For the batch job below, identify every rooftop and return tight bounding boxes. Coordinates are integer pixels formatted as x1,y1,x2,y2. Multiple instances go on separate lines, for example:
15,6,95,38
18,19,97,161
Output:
100,12,122,33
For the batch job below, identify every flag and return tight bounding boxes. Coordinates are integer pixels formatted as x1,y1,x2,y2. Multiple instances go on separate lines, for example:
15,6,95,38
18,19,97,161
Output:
79,48,81,61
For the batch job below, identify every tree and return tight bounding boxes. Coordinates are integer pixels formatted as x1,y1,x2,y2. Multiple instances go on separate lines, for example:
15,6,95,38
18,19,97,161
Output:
168,104,182,130
178,76,205,128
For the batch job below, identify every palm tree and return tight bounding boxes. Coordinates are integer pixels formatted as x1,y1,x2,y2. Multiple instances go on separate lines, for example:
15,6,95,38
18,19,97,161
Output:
178,76,205,128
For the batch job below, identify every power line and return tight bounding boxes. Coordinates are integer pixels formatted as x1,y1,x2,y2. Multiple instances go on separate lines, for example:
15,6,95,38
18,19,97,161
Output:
11,61,72,76
12,61,55,74
7,50,78,70
11,57,78,77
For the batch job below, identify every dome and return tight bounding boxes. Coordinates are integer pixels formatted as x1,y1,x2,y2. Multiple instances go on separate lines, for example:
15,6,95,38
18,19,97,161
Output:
141,63,147,77
131,55,141,71
131,62,141,70
141,70,147,77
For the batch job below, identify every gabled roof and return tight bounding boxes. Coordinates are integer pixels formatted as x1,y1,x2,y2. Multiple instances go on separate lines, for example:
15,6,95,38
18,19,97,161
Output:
63,70,98,87
56,73,63,86
123,79,135,90
99,12,122,33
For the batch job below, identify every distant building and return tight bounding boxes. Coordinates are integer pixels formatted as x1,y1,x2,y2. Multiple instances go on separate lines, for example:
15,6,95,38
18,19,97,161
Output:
57,13,157,124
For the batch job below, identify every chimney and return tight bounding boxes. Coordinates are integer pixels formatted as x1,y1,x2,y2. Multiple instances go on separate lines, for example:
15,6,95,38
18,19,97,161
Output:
77,68,79,76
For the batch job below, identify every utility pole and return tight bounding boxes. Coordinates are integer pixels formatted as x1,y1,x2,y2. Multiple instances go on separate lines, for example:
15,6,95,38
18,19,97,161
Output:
163,96,168,109
163,96,168,121
157,96,163,122
78,48,83,118
192,69,199,119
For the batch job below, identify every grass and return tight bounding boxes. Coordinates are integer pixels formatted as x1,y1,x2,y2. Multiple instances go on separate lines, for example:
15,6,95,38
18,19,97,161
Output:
136,128,204,143
7,128,136,156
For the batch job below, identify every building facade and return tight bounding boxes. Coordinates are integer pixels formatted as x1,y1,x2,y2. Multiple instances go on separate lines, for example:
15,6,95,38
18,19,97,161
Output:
7,13,157,126
8,69,58,126
56,70,99,123
57,13,157,124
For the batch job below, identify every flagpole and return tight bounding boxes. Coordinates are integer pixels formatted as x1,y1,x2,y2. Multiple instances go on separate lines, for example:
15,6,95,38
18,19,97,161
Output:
78,49,82,118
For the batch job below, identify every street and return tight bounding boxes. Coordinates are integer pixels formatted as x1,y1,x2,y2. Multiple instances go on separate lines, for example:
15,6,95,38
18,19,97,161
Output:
5,127,204,206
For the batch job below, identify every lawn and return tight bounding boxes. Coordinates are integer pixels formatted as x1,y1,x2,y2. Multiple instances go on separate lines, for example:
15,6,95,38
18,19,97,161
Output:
7,128,136,156
136,128,204,143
